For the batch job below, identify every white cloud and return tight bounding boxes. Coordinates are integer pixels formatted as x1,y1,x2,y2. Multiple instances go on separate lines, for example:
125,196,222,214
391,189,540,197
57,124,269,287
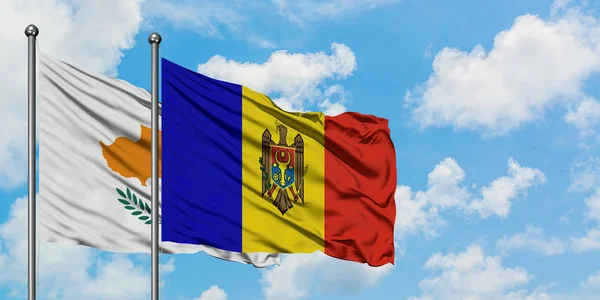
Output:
569,157,600,192
468,158,546,219
396,157,545,238
581,270,600,289
422,157,471,208
423,44,434,58
159,257,176,288
0,0,144,189
160,257,176,273
59,255,150,300
197,42,357,114
318,99,347,116
146,0,401,36
272,0,401,25
194,285,228,300
570,189,600,253
394,184,444,238
143,0,243,37
317,85,349,116
504,290,553,300
406,4,600,135
247,35,277,49
585,188,600,222
409,244,541,300
565,97,600,137
571,228,600,253
394,158,468,238
496,225,566,256
550,0,574,17
143,0,393,46
0,196,169,299
260,252,393,300
560,212,571,223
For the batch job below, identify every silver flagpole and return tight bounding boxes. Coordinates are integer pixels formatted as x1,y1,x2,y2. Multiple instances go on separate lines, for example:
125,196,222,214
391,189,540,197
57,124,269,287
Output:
25,24,39,300
148,32,162,300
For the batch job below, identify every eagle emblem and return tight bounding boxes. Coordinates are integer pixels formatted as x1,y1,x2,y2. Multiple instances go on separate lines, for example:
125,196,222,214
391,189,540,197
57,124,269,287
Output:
259,122,308,215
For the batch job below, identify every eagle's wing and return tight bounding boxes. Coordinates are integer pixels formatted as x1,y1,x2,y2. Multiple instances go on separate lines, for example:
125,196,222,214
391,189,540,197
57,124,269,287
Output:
262,129,273,197
293,133,304,203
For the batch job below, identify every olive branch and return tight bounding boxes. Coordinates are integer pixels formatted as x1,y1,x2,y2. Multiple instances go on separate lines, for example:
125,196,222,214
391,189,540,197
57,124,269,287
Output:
259,157,272,191
116,187,152,224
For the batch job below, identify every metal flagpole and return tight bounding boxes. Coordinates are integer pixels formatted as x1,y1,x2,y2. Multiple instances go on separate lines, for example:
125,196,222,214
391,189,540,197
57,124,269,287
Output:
148,32,162,300
25,24,39,300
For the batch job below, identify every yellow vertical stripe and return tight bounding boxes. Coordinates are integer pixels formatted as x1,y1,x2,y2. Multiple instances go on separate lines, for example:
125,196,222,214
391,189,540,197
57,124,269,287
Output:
241,86,325,253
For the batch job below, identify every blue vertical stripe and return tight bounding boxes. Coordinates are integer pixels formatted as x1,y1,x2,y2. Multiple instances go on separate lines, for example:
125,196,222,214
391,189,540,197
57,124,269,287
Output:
161,58,243,252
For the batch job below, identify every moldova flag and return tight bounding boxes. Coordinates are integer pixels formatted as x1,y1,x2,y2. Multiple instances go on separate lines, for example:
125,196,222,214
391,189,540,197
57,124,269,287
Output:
161,58,397,266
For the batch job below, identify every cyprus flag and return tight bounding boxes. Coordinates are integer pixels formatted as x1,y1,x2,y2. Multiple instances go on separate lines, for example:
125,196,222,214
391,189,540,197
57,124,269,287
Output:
38,53,279,267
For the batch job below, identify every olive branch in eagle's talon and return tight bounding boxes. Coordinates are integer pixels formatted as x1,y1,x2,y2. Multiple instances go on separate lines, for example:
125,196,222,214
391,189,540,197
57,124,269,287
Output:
259,157,272,192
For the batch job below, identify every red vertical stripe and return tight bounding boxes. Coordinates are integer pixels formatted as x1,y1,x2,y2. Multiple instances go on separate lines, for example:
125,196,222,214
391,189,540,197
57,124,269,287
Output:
324,112,396,266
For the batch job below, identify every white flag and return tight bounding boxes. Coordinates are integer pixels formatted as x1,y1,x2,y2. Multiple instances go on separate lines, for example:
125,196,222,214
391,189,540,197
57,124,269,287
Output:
38,52,279,267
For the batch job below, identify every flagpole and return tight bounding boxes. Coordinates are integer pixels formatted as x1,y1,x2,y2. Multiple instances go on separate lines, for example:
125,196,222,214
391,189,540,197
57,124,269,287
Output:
148,32,162,300
25,24,39,300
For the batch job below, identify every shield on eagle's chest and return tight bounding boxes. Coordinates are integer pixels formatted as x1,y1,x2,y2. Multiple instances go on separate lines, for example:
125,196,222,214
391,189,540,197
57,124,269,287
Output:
270,146,295,189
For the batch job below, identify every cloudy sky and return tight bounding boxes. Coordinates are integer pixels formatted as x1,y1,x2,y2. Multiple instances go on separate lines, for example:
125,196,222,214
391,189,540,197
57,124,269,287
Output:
1,0,600,299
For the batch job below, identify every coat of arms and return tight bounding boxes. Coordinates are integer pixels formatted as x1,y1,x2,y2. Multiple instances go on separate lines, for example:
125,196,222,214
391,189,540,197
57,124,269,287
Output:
259,122,308,215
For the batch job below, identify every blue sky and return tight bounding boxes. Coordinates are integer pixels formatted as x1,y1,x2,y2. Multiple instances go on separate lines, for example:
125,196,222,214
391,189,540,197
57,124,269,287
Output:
1,0,600,299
